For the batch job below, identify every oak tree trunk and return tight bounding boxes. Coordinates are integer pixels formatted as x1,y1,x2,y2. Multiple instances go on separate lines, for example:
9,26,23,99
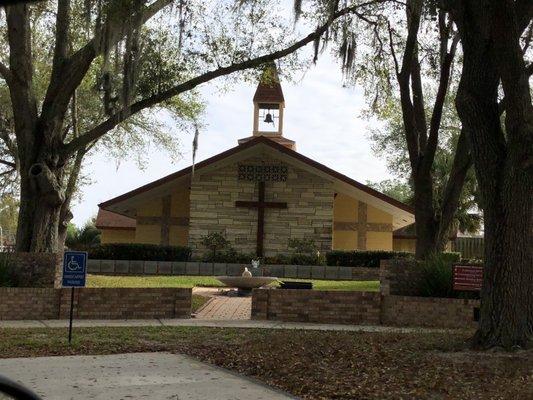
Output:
453,0,533,349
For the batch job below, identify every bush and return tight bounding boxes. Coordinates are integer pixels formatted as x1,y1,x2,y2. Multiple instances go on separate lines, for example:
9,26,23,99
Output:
264,253,325,266
202,247,254,263
0,253,19,287
441,251,461,264
325,250,412,268
66,220,101,250
417,254,455,298
417,253,479,299
288,238,318,254
88,243,191,261
200,232,230,259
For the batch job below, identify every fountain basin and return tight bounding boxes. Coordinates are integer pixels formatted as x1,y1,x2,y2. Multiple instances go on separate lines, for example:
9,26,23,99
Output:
216,276,278,290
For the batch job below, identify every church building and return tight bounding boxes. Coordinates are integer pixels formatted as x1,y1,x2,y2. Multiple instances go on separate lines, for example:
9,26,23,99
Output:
96,67,415,257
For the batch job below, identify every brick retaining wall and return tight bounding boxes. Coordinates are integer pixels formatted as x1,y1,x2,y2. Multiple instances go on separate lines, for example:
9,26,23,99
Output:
252,289,478,329
0,287,191,320
379,258,422,296
252,289,381,325
381,295,479,329
87,259,380,281
0,288,59,320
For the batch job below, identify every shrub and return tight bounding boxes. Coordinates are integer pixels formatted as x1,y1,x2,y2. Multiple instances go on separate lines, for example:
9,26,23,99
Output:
0,253,19,287
88,243,191,261
202,247,254,263
417,253,480,299
288,238,318,254
325,250,412,268
66,220,101,250
264,253,325,266
200,232,230,259
417,254,456,298
441,251,461,264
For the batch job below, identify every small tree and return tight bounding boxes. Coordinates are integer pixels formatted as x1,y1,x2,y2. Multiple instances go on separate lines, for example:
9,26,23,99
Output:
65,219,101,249
200,232,230,259
288,238,317,255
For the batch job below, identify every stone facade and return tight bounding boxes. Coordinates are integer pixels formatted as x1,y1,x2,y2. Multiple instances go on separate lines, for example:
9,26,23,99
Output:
189,155,334,257
0,287,191,320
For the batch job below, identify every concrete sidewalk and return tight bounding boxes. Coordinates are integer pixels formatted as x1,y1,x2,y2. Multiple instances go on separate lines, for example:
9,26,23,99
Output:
0,352,296,399
0,318,450,333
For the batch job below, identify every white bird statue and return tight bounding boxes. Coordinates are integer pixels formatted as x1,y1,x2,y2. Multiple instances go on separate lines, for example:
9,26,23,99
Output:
242,267,252,277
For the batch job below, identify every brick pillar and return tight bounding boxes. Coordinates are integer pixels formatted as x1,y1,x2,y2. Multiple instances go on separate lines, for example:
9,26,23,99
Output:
251,289,269,320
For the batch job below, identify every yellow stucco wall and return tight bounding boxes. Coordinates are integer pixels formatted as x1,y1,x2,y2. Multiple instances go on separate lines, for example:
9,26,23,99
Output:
135,198,163,244
100,229,136,244
133,184,191,246
332,193,393,251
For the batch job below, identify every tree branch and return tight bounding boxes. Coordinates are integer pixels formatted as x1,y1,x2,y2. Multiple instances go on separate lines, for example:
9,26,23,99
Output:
436,128,472,246
0,62,13,85
41,0,173,130
387,22,400,76
422,32,459,173
0,159,16,169
0,168,16,177
515,0,533,34
395,0,423,171
5,4,38,144
62,0,386,156
49,0,71,88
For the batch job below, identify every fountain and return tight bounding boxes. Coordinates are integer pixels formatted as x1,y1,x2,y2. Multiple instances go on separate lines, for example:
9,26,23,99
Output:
216,259,278,295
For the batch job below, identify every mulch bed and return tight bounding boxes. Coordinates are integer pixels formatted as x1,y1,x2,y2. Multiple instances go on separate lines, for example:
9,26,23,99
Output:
1,326,531,399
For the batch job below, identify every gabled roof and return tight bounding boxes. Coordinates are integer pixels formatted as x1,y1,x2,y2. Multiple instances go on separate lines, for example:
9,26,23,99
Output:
99,136,414,217
253,64,284,104
95,208,136,230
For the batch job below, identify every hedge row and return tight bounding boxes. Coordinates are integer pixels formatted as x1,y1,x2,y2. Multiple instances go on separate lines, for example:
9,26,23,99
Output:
87,243,192,261
325,250,460,268
84,244,461,267
325,250,412,268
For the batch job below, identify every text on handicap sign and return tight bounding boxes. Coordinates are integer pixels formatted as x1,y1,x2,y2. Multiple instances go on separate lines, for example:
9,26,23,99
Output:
62,251,88,287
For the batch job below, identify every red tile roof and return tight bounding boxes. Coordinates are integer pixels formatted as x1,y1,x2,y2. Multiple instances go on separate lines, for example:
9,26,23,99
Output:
253,64,284,104
95,208,136,230
253,81,285,104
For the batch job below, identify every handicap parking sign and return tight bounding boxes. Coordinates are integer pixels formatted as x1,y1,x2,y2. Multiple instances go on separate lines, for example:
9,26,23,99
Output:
62,251,88,287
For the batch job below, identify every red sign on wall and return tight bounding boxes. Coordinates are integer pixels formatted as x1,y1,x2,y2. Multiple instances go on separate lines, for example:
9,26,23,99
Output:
453,265,483,291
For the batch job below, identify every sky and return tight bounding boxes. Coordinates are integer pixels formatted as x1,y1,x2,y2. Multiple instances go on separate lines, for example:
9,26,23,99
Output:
71,54,393,226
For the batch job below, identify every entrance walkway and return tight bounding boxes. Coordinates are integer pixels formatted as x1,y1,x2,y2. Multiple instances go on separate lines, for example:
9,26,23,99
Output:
195,296,251,320
0,352,294,399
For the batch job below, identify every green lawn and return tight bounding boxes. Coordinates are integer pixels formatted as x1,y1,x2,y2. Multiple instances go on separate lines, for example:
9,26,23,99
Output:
87,274,379,291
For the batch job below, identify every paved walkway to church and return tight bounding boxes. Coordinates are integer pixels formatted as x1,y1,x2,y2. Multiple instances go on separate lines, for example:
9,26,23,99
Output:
0,319,448,333
0,352,295,399
195,296,251,320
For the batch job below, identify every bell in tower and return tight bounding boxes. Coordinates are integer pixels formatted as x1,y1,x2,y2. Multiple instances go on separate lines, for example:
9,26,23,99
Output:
238,63,296,150
252,63,285,136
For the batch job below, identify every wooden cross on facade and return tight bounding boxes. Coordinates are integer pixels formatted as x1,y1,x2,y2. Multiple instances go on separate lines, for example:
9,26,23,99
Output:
137,195,189,245
235,181,287,257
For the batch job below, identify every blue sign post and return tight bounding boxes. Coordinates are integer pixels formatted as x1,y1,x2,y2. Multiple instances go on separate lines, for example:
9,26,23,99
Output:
62,251,87,344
